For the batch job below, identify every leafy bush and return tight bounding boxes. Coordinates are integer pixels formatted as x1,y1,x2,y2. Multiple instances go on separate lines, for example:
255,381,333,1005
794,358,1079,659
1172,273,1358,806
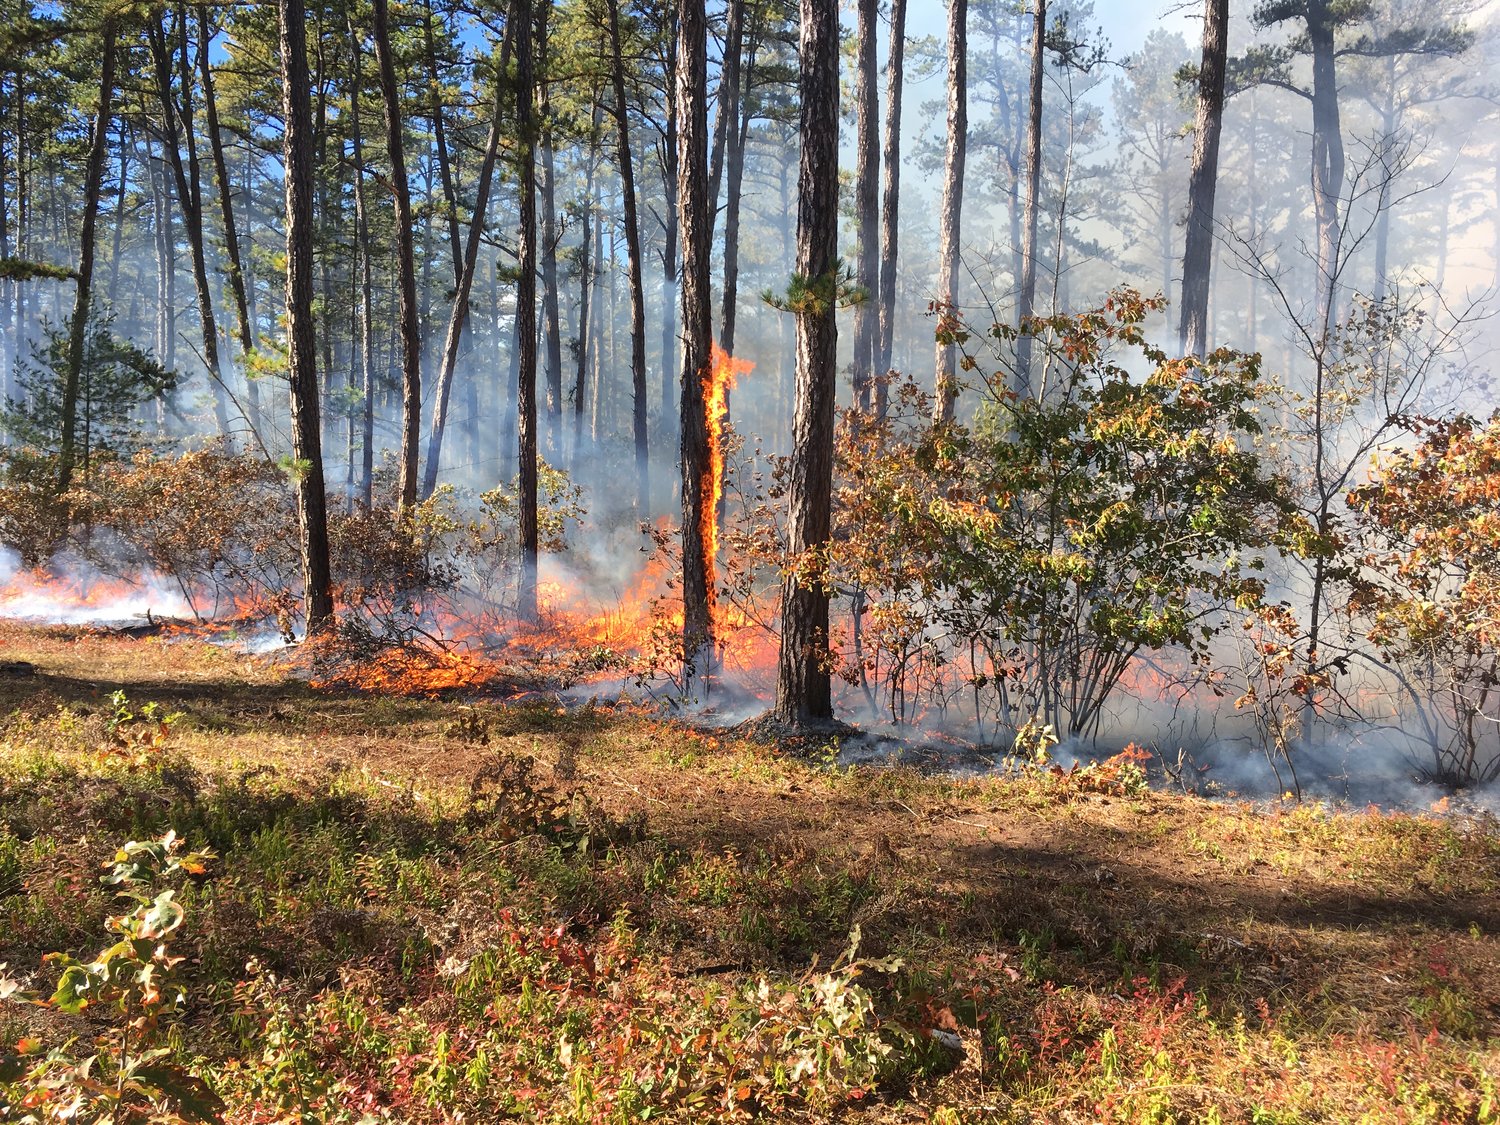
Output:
1349,412,1500,785
71,445,299,621
730,290,1299,743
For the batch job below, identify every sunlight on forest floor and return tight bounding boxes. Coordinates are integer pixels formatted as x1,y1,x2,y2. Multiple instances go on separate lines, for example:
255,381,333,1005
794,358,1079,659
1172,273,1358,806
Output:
0,621,1496,1122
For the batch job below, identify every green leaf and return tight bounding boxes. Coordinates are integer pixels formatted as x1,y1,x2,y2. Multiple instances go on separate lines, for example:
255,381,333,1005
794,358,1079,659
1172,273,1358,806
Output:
50,963,97,1014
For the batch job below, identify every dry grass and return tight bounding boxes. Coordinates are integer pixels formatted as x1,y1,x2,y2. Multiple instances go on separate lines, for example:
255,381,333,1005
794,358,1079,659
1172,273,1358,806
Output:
0,621,1496,1123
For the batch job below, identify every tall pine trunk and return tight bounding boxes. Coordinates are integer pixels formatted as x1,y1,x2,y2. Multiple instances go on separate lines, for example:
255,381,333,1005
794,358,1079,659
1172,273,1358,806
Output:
148,15,234,448
1178,0,1228,357
56,18,116,497
424,15,516,497
537,3,564,460
424,0,463,279
373,0,423,515
875,0,907,419
850,0,878,412
280,0,334,634
198,3,263,445
348,16,377,507
676,0,713,679
515,0,541,623
1016,0,1045,395
933,0,966,423
774,0,839,725
1308,0,1345,334
608,0,650,514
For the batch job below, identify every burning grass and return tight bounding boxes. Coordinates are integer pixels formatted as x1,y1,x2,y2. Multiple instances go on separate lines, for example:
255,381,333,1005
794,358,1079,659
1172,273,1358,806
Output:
0,622,1496,1122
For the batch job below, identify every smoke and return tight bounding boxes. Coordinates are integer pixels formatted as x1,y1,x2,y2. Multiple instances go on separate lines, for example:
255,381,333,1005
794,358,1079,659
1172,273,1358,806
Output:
0,546,193,627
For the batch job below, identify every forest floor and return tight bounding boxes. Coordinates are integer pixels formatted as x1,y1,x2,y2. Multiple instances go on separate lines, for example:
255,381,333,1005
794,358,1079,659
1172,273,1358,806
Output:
0,620,1497,1123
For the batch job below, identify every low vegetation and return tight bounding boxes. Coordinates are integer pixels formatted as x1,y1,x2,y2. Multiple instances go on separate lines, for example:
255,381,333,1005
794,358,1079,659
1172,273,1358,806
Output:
0,622,1495,1122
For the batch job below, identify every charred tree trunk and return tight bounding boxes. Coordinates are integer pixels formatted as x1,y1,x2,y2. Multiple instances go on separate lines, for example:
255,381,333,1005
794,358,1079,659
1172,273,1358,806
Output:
609,0,650,514
515,0,541,623
933,0,966,423
280,0,334,634
56,18,116,497
1016,0,1045,395
719,18,756,356
851,0,878,413
774,0,839,725
875,0,907,419
677,0,713,680
1178,0,1228,358
660,10,680,441
373,0,423,516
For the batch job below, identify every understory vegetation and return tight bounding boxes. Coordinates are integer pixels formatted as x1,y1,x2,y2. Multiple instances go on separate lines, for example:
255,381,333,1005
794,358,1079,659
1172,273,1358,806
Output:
0,624,1496,1122
7,296,1500,788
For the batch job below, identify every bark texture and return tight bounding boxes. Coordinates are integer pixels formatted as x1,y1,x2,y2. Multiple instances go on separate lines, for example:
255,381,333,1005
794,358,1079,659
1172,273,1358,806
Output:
774,0,839,725
609,0,650,514
933,0,967,423
516,0,540,623
851,0,879,413
876,0,907,419
1178,0,1228,358
677,0,714,679
1016,0,1045,396
279,0,334,634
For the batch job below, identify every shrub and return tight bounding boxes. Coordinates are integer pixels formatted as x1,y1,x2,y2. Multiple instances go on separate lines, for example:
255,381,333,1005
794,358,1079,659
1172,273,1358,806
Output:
1348,412,1500,785
0,832,221,1124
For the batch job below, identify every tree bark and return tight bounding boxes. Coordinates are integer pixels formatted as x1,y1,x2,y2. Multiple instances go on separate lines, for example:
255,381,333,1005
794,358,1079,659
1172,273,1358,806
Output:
660,8,679,441
1016,0,1045,395
719,16,756,356
1308,0,1345,334
515,0,540,623
373,0,423,516
56,17,116,497
537,2,564,460
280,0,335,635
875,0,907,419
609,0,650,514
1178,0,1228,358
933,0,967,422
774,0,839,725
677,0,714,679
851,0,878,413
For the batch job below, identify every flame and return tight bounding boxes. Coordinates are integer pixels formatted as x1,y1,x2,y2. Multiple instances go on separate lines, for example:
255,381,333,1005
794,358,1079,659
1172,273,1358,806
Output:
0,566,194,625
701,342,754,599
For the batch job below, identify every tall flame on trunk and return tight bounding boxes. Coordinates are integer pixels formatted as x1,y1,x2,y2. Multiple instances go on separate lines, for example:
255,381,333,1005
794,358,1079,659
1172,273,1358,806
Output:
701,343,753,622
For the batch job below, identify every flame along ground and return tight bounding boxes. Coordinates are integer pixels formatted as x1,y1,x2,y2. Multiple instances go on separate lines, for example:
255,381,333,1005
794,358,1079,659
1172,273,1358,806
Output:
0,345,782,699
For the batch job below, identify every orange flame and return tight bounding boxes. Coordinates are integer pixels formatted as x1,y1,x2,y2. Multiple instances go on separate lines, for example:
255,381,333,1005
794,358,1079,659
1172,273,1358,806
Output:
701,342,754,628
